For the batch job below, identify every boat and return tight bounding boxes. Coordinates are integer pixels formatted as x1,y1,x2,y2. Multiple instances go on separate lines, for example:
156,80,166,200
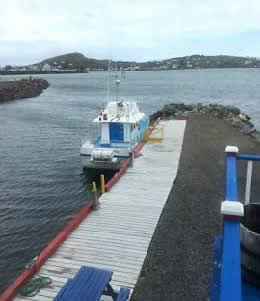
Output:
80,100,149,170
80,84,149,169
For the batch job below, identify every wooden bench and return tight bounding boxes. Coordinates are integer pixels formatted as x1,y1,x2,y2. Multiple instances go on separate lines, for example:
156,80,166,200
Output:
54,266,130,301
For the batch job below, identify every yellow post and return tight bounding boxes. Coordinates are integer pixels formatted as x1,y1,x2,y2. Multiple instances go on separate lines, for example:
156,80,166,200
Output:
92,181,97,193
92,181,99,209
100,174,105,194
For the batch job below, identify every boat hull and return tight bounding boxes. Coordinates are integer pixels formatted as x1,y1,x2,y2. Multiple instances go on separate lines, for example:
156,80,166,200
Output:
80,155,126,170
80,140,133,170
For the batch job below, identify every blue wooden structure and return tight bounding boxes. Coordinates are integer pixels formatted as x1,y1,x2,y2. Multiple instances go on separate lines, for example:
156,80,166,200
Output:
54,266,130,301
220,150,242,301
210,149,260,301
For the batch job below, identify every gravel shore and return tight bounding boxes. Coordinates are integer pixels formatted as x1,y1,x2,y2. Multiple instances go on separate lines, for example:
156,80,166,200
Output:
131,114,260,301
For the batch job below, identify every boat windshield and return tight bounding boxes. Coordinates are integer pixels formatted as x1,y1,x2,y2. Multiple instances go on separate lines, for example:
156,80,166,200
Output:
90,123,101,144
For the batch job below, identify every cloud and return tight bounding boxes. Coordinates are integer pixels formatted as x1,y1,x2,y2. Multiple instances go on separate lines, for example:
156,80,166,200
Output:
0,0,260,64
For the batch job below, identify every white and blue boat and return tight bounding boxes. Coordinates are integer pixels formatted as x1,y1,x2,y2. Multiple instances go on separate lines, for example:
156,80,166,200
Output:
80,99,149,170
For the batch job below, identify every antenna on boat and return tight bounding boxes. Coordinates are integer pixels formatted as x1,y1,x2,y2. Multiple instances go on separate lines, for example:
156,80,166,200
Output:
121,68,126,79
115,77,120,103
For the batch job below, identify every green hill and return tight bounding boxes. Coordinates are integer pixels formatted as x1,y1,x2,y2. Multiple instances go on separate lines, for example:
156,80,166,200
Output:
41,52,109,70
38,53,259,71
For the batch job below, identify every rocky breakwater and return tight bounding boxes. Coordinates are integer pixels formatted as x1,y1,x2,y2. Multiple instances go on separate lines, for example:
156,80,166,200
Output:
0,78,49,103
150,103,260,143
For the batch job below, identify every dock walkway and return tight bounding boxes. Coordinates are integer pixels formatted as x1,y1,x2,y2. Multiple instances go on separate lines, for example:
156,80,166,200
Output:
14,120,186,301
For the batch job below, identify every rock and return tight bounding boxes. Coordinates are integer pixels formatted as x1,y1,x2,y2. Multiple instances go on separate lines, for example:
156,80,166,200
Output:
250,131,260,143
191,107,199,113
231,117,245,129
184,105,193,111
239,113,250,122
149,102,259,143
175,111,188,117
240,125,256,135
225,105,240,116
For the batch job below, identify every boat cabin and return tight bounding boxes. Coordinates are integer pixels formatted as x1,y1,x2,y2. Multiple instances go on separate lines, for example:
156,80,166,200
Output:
93,101,149,149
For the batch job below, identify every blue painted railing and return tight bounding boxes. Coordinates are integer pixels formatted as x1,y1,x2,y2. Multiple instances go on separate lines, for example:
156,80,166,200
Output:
237,154,260,161
220,151,260,301
220,152,242,301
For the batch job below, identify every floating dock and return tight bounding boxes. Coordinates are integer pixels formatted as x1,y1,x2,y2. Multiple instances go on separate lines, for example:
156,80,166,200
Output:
11,119,186,301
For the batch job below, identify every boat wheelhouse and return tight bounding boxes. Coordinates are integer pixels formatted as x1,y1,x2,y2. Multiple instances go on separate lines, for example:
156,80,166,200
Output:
80,100,149,170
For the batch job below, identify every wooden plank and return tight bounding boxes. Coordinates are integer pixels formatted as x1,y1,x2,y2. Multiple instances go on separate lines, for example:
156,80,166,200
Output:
60,239,146,254
56,246,146,262
46,257,141,274
55,249,144,266
68,229,152,242
39,267,137,287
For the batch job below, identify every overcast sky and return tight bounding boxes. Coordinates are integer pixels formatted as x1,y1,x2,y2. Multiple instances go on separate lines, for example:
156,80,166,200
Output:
1,0,260,65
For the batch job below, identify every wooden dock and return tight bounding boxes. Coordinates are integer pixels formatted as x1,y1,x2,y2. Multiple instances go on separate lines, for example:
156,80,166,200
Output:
14,119,186,301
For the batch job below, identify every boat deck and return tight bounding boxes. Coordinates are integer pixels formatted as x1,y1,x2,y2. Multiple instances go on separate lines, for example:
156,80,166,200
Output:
14,120,186,301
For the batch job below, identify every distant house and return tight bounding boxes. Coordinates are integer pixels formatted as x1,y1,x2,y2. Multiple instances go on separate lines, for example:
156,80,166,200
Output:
128,65,140,71
159,65,168,70
244,60,252,65
255,59,260,67
42,63,52,71
30,65,40,71
152,66,161,71
172,64,178,70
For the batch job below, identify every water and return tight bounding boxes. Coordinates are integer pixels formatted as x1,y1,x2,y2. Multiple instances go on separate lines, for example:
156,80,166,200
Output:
1,69,260,293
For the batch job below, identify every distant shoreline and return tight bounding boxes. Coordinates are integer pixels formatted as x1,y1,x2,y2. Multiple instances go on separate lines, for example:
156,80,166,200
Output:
0,70,88,76
1,67,260,75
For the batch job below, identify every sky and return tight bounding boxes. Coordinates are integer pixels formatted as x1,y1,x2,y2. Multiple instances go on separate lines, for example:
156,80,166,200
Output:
1,0,260,65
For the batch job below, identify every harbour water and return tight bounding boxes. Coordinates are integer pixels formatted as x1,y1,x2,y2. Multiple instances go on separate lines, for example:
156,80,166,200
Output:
1,68,260,292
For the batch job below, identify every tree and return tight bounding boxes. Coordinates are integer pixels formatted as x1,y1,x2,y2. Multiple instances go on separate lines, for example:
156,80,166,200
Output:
4,65,12,71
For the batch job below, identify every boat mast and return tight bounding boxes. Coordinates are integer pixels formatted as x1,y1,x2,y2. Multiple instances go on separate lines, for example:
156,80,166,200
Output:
115,63,120,103
106,60,111,105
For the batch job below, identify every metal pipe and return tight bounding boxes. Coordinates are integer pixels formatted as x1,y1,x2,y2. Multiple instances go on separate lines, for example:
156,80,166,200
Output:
245,160,253,205
237,154,260,161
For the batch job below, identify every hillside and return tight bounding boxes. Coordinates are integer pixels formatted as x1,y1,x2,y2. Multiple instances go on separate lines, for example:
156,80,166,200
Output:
139,55,260,70
3,53,255,73
40,53,260,71
41,52,109,70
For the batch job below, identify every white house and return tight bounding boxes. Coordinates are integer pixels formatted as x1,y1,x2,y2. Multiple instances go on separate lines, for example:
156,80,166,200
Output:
42,63,52,71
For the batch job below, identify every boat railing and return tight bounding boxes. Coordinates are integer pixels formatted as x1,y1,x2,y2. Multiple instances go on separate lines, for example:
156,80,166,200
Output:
220,147,260,301
110,141,131,148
